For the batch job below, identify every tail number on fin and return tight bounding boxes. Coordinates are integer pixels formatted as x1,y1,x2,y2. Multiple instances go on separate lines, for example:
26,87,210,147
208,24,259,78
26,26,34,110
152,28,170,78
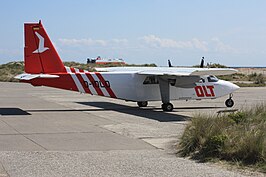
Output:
195,85,215,97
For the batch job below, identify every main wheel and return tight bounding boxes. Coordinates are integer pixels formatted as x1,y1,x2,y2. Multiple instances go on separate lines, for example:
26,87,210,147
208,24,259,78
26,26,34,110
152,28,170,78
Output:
161,103,174,112
137,101,148,107
225,99,234,107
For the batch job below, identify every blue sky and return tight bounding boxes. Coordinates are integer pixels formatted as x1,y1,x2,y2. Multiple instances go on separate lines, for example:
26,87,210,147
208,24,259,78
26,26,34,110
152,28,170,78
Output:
0,0,266,66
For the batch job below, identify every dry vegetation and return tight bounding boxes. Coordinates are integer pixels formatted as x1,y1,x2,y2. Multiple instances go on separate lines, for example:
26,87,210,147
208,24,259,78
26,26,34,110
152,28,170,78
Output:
179,105,266,173
0,61,24,82
218,73,265,87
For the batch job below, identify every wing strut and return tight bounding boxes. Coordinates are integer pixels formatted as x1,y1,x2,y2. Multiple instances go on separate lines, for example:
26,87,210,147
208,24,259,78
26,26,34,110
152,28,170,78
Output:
158,77,173,111
158,77,169,103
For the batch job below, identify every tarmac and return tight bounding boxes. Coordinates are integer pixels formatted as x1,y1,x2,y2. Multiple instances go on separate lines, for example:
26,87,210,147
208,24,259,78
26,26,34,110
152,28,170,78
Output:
0,82,265,177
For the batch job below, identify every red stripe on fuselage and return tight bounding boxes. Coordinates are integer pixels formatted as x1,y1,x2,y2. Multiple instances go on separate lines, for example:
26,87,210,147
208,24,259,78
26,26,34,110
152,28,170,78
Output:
75,73,92,94
86,73,104,96
95,72,117,98
70,67,76,73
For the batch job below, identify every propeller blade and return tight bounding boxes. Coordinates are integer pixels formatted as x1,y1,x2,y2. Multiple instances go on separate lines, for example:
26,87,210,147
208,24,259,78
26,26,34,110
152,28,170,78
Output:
200,57,204,68
168,60,172,67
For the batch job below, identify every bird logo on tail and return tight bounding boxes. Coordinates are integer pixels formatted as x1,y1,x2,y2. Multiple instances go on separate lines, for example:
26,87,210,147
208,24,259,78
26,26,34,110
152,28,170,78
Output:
33,32,49,53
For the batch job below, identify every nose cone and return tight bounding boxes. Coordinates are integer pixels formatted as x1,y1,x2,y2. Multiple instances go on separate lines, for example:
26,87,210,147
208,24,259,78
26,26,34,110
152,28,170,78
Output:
231,83,240,91
216,80,240,97
224,81,240,93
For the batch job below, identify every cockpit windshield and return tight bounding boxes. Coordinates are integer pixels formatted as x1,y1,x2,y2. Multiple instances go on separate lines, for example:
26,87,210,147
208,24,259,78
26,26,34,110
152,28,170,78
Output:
207,75,219,82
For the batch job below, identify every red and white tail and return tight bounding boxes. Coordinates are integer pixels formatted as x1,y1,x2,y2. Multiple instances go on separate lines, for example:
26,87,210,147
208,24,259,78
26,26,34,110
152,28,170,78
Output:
24,21,65,74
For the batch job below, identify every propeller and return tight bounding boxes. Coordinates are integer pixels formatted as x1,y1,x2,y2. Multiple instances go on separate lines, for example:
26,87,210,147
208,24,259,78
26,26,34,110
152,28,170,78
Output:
200,57,204,68
168,60,172,67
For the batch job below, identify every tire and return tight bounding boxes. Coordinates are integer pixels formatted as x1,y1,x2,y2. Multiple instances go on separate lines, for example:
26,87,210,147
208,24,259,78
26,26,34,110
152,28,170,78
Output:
137,101,148,107
225,99,234,107
162,103,174,112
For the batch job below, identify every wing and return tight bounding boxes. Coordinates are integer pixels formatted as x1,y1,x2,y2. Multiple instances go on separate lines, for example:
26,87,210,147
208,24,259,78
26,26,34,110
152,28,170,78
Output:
95,67,237,88
95,67,237,76
190,68,237,76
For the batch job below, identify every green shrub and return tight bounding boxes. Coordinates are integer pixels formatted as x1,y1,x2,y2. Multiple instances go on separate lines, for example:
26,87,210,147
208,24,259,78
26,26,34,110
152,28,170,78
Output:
218,73,247,81
254,73,265,85
179,105,266,172
0,61,24,82
223,124,265,164
248,73,265,85
203,134,227,157
179,115,233,157
248,72,257,81
228,112,246,124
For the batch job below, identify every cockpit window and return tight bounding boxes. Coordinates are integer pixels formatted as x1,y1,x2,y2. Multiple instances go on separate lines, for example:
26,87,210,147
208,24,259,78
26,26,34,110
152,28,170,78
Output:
207,75,219,82
143,76,159,84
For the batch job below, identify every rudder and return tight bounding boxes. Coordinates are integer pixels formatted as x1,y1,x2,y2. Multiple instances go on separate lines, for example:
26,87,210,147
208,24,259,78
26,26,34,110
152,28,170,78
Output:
24,21,65,74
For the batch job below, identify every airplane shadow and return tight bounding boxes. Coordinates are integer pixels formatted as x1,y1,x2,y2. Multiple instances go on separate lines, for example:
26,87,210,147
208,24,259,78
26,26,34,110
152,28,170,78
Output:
24,103,223,122
76,101,190,122
174,106,224,110
0,108,31,116
149,106,224,111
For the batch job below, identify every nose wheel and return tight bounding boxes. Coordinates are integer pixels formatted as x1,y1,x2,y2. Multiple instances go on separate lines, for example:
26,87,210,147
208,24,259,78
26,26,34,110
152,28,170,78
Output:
225,94,234,107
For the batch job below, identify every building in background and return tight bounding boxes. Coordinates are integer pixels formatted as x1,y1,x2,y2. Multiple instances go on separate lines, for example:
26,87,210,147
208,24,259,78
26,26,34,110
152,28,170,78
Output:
87,56,126,65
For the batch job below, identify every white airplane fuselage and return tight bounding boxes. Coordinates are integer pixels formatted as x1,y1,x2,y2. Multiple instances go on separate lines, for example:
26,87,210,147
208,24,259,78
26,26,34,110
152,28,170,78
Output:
25,70,238,102
87,72,238,101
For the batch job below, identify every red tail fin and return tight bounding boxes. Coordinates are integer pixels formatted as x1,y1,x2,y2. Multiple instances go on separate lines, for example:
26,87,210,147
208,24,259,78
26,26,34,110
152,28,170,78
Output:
24,21,65,74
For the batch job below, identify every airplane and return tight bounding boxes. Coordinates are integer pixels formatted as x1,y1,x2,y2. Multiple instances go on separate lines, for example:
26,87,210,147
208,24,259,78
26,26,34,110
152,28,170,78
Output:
15,21,240,112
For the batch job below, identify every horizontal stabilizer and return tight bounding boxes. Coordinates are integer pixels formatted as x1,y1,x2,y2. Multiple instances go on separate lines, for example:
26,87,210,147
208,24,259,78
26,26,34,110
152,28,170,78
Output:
15,73,59,80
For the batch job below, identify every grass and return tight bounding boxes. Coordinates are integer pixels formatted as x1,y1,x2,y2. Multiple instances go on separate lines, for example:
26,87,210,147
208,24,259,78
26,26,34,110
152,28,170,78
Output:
218,73,248,81
219,73,265,87
234,82,266,87
0,61,24,82
178,105,266,173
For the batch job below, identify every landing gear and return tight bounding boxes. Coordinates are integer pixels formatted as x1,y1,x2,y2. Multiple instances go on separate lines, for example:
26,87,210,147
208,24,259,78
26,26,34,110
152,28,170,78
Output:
158,77,174,112
137,101,148,107
225,94,234,107
225,98,234,107
162,103,173,112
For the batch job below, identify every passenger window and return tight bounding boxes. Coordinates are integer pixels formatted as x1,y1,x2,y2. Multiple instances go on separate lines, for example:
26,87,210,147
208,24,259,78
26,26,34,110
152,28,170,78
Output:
143,76,159,84
199,78,205,83
207,75,218,82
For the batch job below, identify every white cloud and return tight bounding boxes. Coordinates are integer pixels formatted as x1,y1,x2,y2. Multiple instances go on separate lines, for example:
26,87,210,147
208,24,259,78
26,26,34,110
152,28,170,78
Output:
145,35,170,47
111,38,128,44
141,35,208,51
59,38,128,47
211,37,236,53
58,35,236,55
59,38,107,46
191,38,208,51
141,35,186,48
